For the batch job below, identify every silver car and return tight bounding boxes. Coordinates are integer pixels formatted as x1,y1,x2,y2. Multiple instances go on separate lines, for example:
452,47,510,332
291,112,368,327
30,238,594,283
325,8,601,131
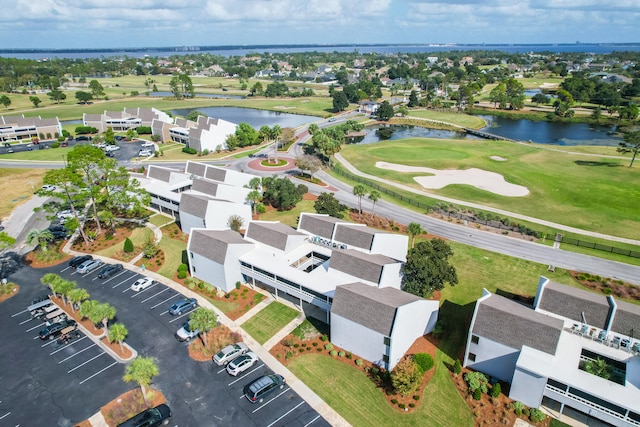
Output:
76,259,101,274
226,351,259,376
213,342,249,366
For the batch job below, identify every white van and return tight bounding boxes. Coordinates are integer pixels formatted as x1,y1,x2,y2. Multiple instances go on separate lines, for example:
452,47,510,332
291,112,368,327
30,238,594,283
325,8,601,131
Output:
28,299,53,317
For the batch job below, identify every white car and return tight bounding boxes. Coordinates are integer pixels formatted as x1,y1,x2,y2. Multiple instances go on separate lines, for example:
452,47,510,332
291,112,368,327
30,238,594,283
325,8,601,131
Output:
176,320,199,342
104,145,120,152
138,149,152,157
141,141,155,148
226,351,259,376
56,209,74,219
213,342,249,366
130,276,154,292
76,259,101,274
41,185,56,192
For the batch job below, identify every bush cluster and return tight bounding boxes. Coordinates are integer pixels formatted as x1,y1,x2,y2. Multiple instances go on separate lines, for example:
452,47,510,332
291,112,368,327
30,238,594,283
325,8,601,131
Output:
413,353,434,373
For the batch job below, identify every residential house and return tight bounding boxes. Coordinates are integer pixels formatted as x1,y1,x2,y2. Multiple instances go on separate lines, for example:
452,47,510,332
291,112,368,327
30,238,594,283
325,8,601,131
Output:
0,114,62,142
83,107,172,133
152,115,237,152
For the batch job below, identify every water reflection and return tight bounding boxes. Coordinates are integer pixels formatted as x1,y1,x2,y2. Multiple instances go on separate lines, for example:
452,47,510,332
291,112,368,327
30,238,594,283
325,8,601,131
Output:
170,106,317,129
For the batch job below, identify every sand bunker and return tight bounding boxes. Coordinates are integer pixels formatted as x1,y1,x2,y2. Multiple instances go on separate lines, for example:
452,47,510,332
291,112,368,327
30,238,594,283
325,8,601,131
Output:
490,156,507,161
375,161,529,197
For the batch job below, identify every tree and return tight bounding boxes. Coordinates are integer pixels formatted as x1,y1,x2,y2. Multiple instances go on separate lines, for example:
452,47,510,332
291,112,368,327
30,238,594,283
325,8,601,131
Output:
332,91,349,112
618,131,640,167
391,358,422,396
407,222,424,248
314,192,347,218
26,228,54,252
246,190,262,215
464,371,489,394
88,80,104,98
353,184,366,214
189,307,218,346
295,154,322,178
262,176,303,210
75,91,93,104
0,232,16,250
41,273,64,297
368,190,380,216
47,90,66,104
408,90,419,107
186,110,205,122
79,299,100,329
584,357,613,380
401,239,458,297
123,356,159,406
95,302,116,335
250,82,263,96
235,122,259,147
109,323,128,353
377,101,394,120
531,93,550,106
67,288,90,312
247,177,262,191
0,95,11,109
57,279,77,307
227,214,244,232
123,238,134,253
29,96,41,108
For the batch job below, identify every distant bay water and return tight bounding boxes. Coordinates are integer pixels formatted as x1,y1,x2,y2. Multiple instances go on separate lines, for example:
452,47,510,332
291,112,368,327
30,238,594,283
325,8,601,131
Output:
2,43,640,60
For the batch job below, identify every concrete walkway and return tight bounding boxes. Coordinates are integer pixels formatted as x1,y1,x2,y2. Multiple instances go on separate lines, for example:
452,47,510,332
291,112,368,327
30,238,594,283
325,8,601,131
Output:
263,312,306,350
235,294,274,325
334,152,640,247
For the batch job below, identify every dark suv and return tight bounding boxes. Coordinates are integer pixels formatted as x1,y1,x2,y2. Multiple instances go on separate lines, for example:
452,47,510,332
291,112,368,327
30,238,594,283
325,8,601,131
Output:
39,319,77,340
97,263,123,279
69,254,92,268
243,374,286,403
116,404,171,427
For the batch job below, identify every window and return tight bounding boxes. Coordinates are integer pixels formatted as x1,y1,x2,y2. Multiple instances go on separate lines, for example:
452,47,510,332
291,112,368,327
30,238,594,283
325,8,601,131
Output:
471,335,479,344
383,337,391,346
382,354,389,363
468,353,476,362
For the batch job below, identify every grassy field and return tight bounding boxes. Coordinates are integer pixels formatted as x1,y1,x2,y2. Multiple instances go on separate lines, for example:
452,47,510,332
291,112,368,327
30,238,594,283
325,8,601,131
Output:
94,227,153,258
0,168,48,220
288,352,473,427
339,138,640,240
155,235,187,280
241,301,299,344
406,109,487,129
258,199,317,228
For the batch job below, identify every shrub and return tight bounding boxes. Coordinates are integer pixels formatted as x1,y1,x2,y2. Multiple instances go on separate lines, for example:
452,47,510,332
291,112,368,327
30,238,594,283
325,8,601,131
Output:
431,320,445,338
409,403,415,408
320,334,328,342
355,359,363,366
390,399,397,405
123,238,134,253
491,382,502,398
391,358,422,396
256,203,266,214
177,271,187,279
523,408,530,417
182,147,197,154
293,343,300,348
51,142,60,148
330,350,338,356
472,388,482,400
413,395,420,401
398,403,406,409
371,367,379,375
316,348,322,352
453,359,462,375
177,263,188,272
283,338,295,347
529,408,546,423
338,351,345,357
346,352,352,359
285,351,293,360
513,401,524,416
312,342,318,347
414,353,434,373
324,343,333,351
464,371,489,394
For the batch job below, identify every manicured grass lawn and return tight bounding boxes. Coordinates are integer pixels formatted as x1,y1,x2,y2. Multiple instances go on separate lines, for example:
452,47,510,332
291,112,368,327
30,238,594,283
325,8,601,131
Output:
339,138,640,240
0,146,69,162
258,199,317,228
241,301,299,344
94,227,153,258
406,109,487,129
288,353,473,427
147,213,173,227
155,235,187,280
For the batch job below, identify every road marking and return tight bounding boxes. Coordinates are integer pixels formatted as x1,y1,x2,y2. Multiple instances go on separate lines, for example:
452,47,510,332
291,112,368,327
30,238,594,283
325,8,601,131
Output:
217,367,227,374
130,283,158,297
0,412,10,420
19,318,34,325
168,311,190,323
67,351,104,372
303,415,321,427
141,287,168,303
60,266,72,273
113,273,138,289
103,270,127,283
150,293,180,309
11,309,29,317
59,343,96,363
41,338,59,347
79,361,117,384
50,336,87,354
26,323,46,332
228,364,265,386
252,388,290,413
266,401,305,427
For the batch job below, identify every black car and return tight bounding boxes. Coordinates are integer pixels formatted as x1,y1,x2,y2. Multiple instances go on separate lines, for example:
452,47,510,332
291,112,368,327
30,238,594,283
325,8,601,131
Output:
48,224,66,233
51,230,70,240
169,298,198,315
116,404,171,427
68,254,92,268
243,374,286,403
39,319,76,340
97,263,123,279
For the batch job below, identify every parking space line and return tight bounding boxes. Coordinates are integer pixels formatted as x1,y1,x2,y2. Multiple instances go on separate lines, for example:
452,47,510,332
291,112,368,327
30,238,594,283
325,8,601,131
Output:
26,323,45,332
168,312,190,323
11,309,29,317
266,401,305,427
103,270,127,284
79,361,118,384
19,317,35,325
0,412,10,420
251,388,290,413
130,283,159,297
141,287,169,303
217,366,227,374
41,338,59,347
59,343,96,363
304,415,321,427
113,273,138,289
68,352,104,372
151,293,180,310
50,336,87,354
60,266,72,273
227,364,265,386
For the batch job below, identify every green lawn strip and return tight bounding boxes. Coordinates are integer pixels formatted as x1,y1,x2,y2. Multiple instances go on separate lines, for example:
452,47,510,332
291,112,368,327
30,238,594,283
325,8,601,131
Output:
338,138,640,241
288,353,472,427
207,298,241,315
155,236,187,280
147,214,173,227
0,147,69,161
258,199,317,228
241,301,299,345
405,109,487,129
94,227,153,258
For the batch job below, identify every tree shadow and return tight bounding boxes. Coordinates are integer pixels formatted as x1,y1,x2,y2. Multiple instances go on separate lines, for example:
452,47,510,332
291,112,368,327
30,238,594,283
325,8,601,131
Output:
494,288,535,307
436,299,476,362
574,160,622,167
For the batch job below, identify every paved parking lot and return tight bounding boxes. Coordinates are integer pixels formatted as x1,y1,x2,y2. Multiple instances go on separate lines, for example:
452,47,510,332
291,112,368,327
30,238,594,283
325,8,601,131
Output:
1,262,330,426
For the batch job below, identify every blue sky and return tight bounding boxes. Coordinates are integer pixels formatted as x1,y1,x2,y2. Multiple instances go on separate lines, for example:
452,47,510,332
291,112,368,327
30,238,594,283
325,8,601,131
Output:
2,0,639,49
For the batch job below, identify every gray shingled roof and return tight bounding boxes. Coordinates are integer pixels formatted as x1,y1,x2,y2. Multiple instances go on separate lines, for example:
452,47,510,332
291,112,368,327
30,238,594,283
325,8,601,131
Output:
205,167,227,182
334,224,376,250
332,282,422,336
611,299,640,337
474,294,563,355
538,281,612,329
147,166,172,182
189,229,250,264
186,162,206,177
180,193,212,217
246,222,303,251
192,178,220,197
330,248,394,284
298,214,346,239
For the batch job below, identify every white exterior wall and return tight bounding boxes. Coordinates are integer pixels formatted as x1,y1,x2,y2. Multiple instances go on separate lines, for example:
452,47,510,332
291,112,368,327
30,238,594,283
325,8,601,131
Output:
189,252,226,291
199,120,237,151
465,335,520,382
209,185,252,205
509,367,547,408
179,211,206,235
388,300,439,369
331,313,387,368
370,233,409,261
378,264,403,288
204,202,252,231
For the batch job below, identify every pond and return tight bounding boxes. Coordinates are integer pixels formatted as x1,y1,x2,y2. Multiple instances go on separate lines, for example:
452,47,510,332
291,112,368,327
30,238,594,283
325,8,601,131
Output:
170,106,318,129
347,125,481,144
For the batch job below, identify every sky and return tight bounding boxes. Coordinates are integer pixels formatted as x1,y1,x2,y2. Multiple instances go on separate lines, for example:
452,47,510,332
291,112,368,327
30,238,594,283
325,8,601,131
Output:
2,0,639,49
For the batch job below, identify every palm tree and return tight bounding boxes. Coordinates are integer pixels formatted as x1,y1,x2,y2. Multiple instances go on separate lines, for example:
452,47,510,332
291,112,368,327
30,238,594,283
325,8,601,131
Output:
227,214,244,232
246,190,262,215
41,273,63,297
123,356,159,406
109,323,129,353
67,288,90,312
271,125,282,163
308,123,319,136
95,302,116,335
57,279,77,307
407,222,424,248
247,177,262,191
79,300,100,331
585,357,613,380
353,184,367,214
368,190,381,217
26,228,54,252
189,307,219,347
